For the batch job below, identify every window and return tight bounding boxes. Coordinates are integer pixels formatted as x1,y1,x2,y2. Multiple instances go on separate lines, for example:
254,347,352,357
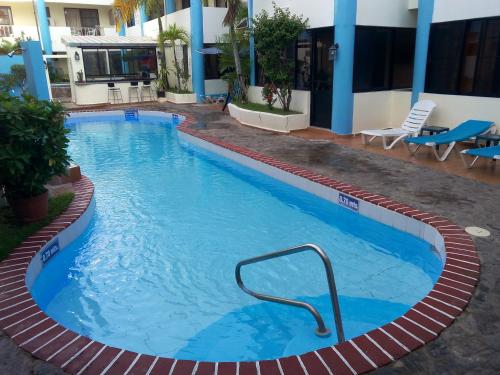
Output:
65,8,101,35
204,44,220,79
46,7,51,18
426,17,500,97
0,6,13,37
82,47,158,82
353,26,416,92
215,0,227,7
83,50,109,79
295,31,312,90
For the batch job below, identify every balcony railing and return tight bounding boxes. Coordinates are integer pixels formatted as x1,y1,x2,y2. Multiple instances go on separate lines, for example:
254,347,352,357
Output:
70,26,103,36
0,25,13,38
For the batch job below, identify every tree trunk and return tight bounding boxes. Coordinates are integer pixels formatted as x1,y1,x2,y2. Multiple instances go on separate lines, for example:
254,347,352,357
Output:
172,43,182,91
157,17,170,90
230,25,247,102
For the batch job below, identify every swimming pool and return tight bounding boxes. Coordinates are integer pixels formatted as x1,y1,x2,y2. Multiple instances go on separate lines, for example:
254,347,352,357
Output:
31,112,443,362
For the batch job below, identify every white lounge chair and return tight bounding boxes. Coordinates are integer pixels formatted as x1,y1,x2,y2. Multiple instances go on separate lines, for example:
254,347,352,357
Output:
360,100,436,150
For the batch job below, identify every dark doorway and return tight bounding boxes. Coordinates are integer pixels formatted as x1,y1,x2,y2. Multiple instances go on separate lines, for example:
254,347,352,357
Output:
310,27,334,129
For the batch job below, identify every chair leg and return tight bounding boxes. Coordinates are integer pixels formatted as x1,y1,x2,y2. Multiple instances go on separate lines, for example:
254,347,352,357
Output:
431,142,456,162
386,134,407,150
405,142,421,156
460,152,479,169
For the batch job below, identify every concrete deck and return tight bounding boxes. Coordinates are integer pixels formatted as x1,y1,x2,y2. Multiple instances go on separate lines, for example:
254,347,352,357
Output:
2,103,498,374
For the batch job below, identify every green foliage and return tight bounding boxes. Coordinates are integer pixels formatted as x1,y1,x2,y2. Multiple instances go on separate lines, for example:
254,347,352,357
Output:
160,24,191,93
48,65,70,83
217,6,249,101
0,192,74,260
0,94,70,199
0,64,26,93
0,32,32,55
253,4,308,111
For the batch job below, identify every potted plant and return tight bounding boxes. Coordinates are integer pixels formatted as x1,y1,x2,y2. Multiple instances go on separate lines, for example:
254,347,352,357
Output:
156,66,169,98
0,94,70,222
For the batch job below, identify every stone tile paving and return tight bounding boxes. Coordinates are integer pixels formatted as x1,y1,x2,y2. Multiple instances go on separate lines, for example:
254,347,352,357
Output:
1,102,498,374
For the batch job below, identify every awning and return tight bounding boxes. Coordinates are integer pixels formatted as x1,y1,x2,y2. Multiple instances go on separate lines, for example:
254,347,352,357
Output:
195,47,222,55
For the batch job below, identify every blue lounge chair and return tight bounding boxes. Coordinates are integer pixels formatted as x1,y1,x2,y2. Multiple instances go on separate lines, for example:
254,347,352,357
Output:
460,145,500,168
404,120,495,161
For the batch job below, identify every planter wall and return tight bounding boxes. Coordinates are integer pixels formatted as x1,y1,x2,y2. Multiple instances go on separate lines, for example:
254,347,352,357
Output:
228,103,310,133
166,92,197,104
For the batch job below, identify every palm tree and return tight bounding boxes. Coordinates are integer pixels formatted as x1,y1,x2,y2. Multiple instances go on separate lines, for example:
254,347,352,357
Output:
160,24,190,92
113,0,168,73
223,0,247,102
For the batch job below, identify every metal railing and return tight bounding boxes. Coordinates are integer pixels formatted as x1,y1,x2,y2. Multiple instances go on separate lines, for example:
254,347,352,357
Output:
70,26,102,36
235,243,345,342
0,25,13,38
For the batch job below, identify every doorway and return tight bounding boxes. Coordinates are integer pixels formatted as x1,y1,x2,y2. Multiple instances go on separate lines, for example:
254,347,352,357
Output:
310,27,334,129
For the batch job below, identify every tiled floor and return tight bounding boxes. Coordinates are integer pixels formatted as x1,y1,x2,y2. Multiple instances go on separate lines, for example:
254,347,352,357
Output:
292,127,499,185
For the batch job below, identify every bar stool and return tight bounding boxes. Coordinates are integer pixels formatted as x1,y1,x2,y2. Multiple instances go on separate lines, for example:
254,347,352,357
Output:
107,83,123,104
129,81,140,102
140,80,155,102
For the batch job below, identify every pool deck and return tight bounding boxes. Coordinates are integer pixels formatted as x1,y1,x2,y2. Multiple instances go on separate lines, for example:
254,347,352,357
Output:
1,102,499,374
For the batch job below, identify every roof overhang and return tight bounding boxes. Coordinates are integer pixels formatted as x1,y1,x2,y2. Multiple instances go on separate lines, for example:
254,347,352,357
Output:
62,36,158,48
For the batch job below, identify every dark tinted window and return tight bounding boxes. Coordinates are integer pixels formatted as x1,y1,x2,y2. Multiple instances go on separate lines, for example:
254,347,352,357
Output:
204,44,220,79
353,26,415,92
426,17,500,97
295,31,312,90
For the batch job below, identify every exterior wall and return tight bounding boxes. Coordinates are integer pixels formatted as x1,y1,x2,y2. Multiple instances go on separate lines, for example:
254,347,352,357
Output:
205,79,227,96
353,90,412,133
253,0,334,29
356,0,417,27
0,55,24,74
0,2,39,41
46,3,114,27
203,7,227,43
419,93,500,130
432,0,500,23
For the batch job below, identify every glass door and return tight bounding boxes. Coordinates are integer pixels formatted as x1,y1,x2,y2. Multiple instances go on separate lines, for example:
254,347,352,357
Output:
310,28,334,129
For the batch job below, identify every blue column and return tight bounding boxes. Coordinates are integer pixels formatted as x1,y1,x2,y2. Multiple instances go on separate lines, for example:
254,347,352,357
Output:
140,6,147,36
412,0,435,105
190,0,205,102
248,0,256,86
21,41,50,100
165,0,176,14
332,0,356,134
119,24,126,36
35,0,52,55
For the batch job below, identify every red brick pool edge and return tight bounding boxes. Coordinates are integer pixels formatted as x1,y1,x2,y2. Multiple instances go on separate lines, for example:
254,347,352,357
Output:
0,113,479,375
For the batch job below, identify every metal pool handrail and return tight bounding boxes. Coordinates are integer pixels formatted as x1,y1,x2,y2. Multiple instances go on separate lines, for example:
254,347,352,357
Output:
235,243,345,342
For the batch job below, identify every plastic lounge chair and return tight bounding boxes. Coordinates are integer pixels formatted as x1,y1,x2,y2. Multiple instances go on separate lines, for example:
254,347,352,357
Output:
460,145,500,168
404,120,495,161
360,100,436,150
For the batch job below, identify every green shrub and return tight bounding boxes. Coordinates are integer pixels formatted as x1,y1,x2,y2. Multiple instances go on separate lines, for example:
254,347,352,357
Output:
0,94,70,199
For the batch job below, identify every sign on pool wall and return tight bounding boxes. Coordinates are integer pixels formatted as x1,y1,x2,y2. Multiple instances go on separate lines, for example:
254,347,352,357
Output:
338,193,359,212
41,239,60,265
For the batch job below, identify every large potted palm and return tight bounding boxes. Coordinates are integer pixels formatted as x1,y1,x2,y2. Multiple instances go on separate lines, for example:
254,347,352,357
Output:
0,94,70,222
160,24,196,104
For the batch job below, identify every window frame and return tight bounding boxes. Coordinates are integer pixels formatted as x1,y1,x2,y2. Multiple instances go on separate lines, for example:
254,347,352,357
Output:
0,6,13,26
425,16,500,98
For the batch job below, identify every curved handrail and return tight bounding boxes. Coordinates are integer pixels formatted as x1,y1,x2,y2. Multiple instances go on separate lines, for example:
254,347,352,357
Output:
235,244,345,343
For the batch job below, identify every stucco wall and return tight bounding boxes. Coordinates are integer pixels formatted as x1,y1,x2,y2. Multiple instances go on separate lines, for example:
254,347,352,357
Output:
253,0,333,29
353,90,413,133
420,93,500,131
432,0,500,23
357,0,417,27
47,3,114,27
248,85,311,115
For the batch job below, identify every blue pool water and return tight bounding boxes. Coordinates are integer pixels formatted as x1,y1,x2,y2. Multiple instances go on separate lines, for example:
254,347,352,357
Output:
32,115,443,361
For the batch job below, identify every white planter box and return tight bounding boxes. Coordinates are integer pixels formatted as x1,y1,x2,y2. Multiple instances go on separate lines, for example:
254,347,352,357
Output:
228,103,309,133
166,92,197,104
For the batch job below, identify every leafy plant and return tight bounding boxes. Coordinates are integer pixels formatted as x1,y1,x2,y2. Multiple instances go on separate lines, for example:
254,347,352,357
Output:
222,0,248,102
156,66,171,92
160,24,191,93
253,4,308,111
0,32,32,55
0,94,70,199
261,83,277,110
0,64,26,93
